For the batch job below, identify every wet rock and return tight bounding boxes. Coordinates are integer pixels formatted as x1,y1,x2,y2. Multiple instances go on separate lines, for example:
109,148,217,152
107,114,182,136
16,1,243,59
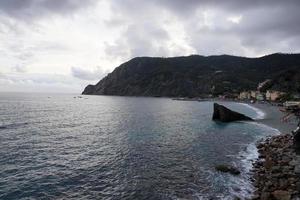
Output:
295,165,300,174
252,134,299,199
264,156,273,170
251,194,259,200
279,179,289,190
260,192,270,200
212,103,253,122
272,190,291,200
293,131,300,145
296,182,300,191
215,164,241,175
271,166,281,173
233,196,241,200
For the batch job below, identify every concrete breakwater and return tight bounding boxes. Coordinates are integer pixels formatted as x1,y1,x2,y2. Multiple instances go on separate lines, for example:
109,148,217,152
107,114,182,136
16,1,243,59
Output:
252,134,300,200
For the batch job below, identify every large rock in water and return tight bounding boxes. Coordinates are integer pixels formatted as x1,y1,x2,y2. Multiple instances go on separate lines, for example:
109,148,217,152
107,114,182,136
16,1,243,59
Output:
215,164,241,175
212,103,253,122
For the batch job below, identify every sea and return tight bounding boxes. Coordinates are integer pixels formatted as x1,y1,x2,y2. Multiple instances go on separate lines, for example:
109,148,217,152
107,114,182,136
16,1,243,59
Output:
0,93,280,200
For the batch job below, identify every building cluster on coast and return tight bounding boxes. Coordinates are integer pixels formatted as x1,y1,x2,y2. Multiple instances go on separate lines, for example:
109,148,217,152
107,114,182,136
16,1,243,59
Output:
238,79,288,102
238,90,285,101
237,80,300,110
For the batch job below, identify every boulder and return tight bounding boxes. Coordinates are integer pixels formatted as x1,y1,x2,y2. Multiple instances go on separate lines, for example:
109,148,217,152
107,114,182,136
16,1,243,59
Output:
215,164,241,175
212,103,253,122
271,190,291,200
293,131,300,150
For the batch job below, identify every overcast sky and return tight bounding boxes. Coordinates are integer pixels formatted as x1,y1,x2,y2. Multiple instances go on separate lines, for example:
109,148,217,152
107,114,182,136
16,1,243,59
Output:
0,0,299,93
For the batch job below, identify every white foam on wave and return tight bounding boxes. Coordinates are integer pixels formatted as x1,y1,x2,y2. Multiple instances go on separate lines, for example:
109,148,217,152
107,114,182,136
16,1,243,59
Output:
237,103,266,120
226,142,258,199
240,142,258,172
248,121,281,135
229,103,281,199
238,122,280,175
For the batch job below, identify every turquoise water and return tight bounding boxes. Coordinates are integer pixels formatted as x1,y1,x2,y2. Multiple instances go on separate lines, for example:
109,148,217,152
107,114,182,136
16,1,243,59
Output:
0,93,279,199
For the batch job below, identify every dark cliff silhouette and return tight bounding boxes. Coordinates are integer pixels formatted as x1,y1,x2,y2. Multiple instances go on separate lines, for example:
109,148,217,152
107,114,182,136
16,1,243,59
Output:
82,53,300,97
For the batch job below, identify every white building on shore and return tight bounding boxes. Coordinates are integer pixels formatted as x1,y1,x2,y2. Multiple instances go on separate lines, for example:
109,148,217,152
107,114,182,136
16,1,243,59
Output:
239,91,251,100
266,90,285,101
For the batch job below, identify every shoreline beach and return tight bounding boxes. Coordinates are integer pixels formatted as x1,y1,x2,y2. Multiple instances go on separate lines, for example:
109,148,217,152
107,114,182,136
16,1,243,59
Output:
215,101,299,199
251,103,296,134
240,103,300,199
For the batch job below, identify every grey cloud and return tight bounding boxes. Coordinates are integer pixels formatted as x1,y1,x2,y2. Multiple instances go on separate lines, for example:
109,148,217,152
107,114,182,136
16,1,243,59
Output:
105,22,171,58
0,72,73,84
219,4,300,53
0,72,87,93
108,0,299,20
156,0,299,15
0,71,4,78
0,0,96,20
12,65,27,73
104,39,129,59
237,6,300,38
71,67,108,81
124,23,170,57
105,0,300,57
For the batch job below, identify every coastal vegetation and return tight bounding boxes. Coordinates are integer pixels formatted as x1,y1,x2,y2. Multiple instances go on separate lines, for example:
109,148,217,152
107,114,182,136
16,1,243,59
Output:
83,53,300,98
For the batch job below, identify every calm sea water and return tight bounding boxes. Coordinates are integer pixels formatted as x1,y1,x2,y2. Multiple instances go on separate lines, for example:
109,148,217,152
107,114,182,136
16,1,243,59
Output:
0,93,279,200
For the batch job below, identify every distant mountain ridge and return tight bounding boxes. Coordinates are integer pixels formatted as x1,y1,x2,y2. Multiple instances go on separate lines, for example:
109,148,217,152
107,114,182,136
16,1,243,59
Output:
82,53,300,97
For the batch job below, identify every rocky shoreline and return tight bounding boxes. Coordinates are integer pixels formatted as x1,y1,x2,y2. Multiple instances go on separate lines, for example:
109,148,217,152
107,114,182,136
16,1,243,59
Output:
251,134,300,200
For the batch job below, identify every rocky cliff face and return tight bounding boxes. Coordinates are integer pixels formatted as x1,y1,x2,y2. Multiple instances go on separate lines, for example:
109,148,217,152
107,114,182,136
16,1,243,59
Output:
82,53,300,97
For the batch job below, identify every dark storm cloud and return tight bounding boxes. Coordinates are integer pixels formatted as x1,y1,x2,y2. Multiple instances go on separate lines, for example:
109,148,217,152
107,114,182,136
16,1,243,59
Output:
1,0,299,60
106,0,300,56
109,0,299,19
156,0,299,14
0,0,96,19
238,5,300,37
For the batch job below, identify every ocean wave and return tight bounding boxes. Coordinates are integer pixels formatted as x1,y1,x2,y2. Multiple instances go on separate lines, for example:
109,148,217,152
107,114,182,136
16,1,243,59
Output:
247,122,281,135
232,115,281,199
224,142,258,199
237,103,266,120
